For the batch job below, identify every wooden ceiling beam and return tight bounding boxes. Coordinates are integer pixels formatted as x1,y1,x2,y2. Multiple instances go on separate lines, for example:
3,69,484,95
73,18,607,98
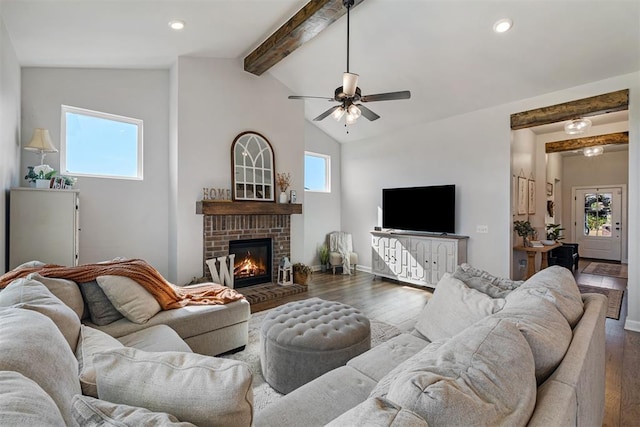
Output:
510,89,629,130
545,132,629,153
244,0,365,76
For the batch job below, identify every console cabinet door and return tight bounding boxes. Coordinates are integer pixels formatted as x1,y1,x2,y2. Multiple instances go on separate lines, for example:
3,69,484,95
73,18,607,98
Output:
431,239,457,283
408,237,431,283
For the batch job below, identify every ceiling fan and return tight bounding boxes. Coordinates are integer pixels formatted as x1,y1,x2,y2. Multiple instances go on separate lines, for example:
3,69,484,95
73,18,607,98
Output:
288,0,411,125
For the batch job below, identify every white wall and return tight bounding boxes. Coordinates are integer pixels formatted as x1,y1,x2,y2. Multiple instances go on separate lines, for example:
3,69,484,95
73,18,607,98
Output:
340,72,640,331
511,128,536,278
545,152,562,224
303,122,341,268
171,57,305,285
20,68,170,276
0,14,21,273
342,106,512,277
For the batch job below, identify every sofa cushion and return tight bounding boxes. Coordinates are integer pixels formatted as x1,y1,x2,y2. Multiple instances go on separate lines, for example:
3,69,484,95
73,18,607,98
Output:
326,397,428,427
414,273,505,342
453,263,523,298
512,265,584,327
373,317,537,426
78,280,124,326
493,288,572,384
88,299,250,340
94,347,253,427
71,395,196,427
0,278,81,349
0,371,65,427
76,325,125,397
116,324,192,353
0,307,81,426
25,272,85,319
96,275,162,324
347,333,429,382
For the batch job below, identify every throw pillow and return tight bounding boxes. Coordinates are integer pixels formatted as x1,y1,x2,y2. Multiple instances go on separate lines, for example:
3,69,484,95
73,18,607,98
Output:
375,317,537,426
13,260,46,270
515,265,584,327
78,280,124,326
71,395,196,427
94,348,254,427
0,307,82,426
26,272,85,319
325,397,428,427
96,275,161,324
453,263,523,298
76,325,125,397
414,273,505,342
492,291,572,384
0,278,81,350
0,371,65,427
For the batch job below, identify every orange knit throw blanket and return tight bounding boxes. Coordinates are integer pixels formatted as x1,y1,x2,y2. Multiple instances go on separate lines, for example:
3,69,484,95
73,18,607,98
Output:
0,259,245,310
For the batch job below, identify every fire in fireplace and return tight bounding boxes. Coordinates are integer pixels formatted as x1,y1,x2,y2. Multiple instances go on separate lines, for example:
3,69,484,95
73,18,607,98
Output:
229,238,272,288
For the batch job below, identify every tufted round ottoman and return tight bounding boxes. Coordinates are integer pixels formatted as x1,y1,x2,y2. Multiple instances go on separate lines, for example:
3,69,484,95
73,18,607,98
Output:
260,297,371,394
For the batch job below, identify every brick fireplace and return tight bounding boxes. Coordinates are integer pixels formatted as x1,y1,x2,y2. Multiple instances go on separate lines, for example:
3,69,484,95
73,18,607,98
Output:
197,201,302,286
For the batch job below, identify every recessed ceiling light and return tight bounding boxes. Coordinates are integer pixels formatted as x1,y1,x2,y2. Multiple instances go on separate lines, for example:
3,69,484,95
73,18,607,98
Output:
493,18,513,33
168,20,185,31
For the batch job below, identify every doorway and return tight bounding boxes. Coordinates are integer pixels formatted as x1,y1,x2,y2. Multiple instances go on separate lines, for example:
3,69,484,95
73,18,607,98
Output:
573,186,626,261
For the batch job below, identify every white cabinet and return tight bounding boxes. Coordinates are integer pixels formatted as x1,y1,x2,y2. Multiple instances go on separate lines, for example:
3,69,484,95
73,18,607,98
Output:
371,231,468,287
9,188,80,269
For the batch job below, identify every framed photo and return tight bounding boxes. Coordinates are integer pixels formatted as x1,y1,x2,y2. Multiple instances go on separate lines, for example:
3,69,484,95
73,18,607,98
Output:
528,179,536,214
546,182,553,196
517,176,527,215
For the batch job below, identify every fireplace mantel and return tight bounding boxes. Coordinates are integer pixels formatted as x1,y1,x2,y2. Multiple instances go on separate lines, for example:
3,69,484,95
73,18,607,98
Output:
196,200,302,216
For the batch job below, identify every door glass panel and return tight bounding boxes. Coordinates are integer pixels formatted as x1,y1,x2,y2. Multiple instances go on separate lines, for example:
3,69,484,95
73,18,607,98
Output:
583,192,612,237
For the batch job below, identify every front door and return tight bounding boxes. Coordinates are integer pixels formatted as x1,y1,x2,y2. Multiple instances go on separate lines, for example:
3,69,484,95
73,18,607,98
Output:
573,187,623,261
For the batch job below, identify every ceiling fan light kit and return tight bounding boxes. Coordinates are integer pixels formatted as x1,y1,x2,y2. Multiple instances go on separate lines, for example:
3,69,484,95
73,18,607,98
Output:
288,0,411,126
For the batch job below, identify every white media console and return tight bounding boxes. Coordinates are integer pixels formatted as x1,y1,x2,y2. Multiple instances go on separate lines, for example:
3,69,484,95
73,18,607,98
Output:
371,230,468,287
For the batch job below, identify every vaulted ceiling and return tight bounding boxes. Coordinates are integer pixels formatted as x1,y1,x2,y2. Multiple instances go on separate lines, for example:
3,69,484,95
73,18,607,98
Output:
1,0,638,143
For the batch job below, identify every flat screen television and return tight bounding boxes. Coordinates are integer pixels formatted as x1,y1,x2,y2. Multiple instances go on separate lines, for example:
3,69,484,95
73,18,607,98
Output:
382,185,455,234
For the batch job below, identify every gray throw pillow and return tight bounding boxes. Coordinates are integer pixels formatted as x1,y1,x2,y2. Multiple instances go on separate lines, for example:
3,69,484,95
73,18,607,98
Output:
0,371,65,427
373,317,537,427
72,395,196,426
453,263,523,298
78,280,124,326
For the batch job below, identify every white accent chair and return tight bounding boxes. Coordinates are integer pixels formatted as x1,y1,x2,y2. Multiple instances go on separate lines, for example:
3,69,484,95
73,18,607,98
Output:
328,231,358,275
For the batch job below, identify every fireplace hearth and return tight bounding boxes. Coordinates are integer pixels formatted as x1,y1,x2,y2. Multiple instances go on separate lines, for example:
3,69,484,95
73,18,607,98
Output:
229,238,272,288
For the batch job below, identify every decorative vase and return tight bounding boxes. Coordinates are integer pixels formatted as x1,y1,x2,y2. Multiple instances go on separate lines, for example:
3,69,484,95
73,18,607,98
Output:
523,236,530,247
35,179,50,189
279,191,288,204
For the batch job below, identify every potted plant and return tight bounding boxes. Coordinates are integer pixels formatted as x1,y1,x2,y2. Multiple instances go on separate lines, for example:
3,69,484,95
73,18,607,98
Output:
293,262,312,285
30,164,57,188
546,223,565,241
276,172,291,203
513,220,535,247
318,244,330,272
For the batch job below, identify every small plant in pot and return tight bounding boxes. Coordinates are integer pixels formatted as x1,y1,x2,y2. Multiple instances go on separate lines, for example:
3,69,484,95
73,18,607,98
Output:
318,244,330,273
513,220,535,247
293,263,312,285
545,223,565,241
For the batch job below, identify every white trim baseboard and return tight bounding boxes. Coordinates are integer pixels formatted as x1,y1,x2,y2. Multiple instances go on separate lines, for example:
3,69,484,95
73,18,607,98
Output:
624,319,640,333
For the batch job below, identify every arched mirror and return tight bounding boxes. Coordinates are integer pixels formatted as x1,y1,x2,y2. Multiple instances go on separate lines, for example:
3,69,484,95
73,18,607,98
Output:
232,131,275,202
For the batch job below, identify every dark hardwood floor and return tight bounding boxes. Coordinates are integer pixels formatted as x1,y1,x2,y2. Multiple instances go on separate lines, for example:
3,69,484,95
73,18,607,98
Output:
251,259,637,427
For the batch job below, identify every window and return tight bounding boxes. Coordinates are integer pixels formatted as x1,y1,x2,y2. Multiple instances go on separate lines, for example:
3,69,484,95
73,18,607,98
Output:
304,151,330,192
61,105,143,180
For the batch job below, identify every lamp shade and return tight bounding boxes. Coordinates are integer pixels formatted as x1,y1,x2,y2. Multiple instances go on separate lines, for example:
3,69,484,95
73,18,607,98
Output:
25,129,57,153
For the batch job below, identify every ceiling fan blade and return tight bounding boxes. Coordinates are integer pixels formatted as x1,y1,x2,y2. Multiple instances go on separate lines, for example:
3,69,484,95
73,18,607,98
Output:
356,104,380,121
288,95,334,101
314,105,341,121
361,90,411,103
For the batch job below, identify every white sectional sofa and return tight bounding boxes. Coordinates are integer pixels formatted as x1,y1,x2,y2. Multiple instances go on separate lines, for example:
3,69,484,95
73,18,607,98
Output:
255,265,607,427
